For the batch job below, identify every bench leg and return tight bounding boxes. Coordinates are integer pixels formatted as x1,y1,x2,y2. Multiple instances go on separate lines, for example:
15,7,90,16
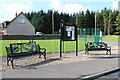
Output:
87,51,89,55
7,57,12,66
7,57,9,66
85,50,89,55
106,49,111,55
43,54,46,60
106,50,108,55
109,50,111,55
39,53,46,60
39,53,41,58
85,50,87,54
7,57,14,68
11,59,14,68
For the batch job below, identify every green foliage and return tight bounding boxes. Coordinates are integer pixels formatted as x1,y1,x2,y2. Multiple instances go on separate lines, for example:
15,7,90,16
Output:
25,8,119,35
113,32,120,35
113,13,120,34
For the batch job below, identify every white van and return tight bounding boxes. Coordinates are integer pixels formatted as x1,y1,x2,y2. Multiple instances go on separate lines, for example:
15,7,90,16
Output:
36,32,43,35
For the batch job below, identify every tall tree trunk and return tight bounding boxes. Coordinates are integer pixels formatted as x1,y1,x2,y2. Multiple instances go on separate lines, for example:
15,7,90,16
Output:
104,20,107,35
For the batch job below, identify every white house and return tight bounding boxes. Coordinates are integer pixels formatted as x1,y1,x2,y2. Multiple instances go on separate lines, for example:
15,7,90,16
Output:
2,12,35,35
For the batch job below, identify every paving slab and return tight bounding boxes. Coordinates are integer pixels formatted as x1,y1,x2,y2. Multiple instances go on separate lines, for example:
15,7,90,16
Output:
2,58,118,79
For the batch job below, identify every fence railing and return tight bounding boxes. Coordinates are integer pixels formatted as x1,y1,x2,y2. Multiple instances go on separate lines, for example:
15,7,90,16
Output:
1,35,60,40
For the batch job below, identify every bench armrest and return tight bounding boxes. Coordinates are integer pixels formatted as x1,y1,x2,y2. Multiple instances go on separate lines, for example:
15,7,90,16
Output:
40,48,46,52
37,44,46,53
107,46,111,49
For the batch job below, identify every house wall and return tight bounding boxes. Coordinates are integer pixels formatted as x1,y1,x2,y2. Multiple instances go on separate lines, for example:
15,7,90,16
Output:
6,14,35,35
118,1,120,13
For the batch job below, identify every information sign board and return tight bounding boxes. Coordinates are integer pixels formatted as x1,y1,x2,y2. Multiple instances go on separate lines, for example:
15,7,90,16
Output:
61,23,77,41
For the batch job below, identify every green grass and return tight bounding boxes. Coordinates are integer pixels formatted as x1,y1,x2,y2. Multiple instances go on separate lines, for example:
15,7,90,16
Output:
102,36,119,42
79,35,119,42
0,39,85,56
79,37,94,40
1,35,118,56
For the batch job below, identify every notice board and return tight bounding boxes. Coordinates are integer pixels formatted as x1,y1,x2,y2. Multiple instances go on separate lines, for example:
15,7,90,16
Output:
61,23,77,41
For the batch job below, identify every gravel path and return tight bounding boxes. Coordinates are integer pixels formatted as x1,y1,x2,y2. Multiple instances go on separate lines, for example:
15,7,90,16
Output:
1,45,118,71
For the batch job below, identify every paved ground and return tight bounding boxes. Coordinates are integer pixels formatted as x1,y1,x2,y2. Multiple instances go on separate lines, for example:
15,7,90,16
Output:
2,58,119,78
1,39,119,79
1,51,119,79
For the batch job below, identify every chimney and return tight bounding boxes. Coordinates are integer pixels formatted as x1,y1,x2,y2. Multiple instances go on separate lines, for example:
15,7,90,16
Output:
15,12,17,16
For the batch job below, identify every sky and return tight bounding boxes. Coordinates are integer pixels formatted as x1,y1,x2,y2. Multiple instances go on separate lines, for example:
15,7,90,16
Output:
0,0,120,23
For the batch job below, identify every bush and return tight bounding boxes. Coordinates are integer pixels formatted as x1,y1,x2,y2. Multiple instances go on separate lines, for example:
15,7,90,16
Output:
113,32,120,35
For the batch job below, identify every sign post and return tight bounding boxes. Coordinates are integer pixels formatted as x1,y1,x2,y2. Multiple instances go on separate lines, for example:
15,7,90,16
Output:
99,31,102,42
60,20,78,57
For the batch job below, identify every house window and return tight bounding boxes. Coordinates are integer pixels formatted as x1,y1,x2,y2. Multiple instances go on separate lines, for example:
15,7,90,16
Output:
18,19,25,23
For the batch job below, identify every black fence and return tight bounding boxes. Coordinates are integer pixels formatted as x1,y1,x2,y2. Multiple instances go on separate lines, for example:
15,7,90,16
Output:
1,35,60,40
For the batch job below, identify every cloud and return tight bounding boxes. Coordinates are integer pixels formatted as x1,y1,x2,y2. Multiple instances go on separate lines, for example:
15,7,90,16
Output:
62,3,87,13
0,2,32,22
50,0,61,7
2,3,31,14
112,1,118,9
26,0,33,5
50,0,87,14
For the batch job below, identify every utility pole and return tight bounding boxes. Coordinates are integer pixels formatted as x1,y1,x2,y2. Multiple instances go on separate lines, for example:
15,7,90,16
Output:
118,1,120,13
52,9,54,34
95,12,96,36
76,13,78,25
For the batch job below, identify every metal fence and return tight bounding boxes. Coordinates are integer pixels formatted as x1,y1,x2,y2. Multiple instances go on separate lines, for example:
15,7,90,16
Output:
78,28,104,37
1,35,60,56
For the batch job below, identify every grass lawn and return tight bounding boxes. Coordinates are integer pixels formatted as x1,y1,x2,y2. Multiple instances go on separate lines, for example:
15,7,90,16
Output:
79,35,120,42
102,35,119,42
0,39,85,56
1,35,118,56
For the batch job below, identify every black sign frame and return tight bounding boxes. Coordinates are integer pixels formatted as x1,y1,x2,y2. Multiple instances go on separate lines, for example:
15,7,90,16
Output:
60,20,78,57
61,23,77,41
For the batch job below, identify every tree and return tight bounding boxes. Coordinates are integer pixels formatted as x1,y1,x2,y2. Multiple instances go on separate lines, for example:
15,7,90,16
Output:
107,9,114,35
24,8,119,35
78,11,85,28
96,12,104,31
114,13,120,34
102,8,109,35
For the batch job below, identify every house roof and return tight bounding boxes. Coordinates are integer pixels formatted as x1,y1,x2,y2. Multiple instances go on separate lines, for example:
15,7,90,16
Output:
5,12,35,28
